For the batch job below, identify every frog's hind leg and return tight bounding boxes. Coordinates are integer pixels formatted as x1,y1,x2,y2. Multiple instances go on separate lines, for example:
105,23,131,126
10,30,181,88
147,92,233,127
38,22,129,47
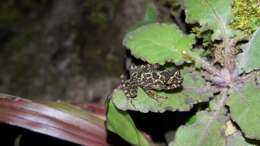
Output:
120,81,138,109
144,90,167,102
127,97,137,109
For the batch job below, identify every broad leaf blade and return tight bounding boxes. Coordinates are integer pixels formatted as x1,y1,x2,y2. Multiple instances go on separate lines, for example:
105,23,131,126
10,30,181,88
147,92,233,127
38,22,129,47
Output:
126,1,157,33
123,23,195,65
143,2,157,22
112,68,213,113
0,94,108,146
227,132,255,146
237,28,260,73
184,0,233,40
227,81,260,140
106,101,150,146
169,111,226,146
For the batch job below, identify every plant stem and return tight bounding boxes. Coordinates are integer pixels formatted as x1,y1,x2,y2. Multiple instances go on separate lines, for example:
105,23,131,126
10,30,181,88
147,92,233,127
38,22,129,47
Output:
223,35,247,72
197,89,228,145
223,38,234,71
185,51,220,75
184,85,221,94
239,70,260,82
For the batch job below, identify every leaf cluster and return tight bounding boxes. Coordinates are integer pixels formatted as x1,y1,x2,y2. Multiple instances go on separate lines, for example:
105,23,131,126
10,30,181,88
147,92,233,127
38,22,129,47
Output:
107,0,260,146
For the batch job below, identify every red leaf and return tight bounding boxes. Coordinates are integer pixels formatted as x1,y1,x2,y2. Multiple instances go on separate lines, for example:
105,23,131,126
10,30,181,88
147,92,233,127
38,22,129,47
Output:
77,103,106,120
0,94,109,146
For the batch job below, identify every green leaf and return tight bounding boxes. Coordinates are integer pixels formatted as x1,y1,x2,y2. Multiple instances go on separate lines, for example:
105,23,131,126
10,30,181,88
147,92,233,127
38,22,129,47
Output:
237,28,260,73
143,2,157,22
123,23,195,65
169,111,226,146
112,68,213,113
106,101,150,146
226,81,260,140
40,101,104,125
126,1,157,33
184,0,233,40
208,93,228,115
227,132,255,146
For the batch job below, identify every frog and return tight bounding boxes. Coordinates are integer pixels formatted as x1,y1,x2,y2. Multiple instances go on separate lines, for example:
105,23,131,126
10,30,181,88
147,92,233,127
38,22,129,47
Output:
120,64,183,100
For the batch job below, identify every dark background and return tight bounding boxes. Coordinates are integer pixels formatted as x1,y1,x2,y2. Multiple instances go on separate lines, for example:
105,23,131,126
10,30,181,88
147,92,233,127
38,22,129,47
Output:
0,1,172,145
0,0,171,104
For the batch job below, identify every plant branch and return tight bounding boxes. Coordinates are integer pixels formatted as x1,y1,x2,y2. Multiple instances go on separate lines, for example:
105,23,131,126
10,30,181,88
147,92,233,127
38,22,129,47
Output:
170,8,186,32
223,39,235,70
185,51,220,75
239,70,260,82
212,88,229,112
223,35,247,71
184,85,222,95
201,0,229,43
197,88,228,145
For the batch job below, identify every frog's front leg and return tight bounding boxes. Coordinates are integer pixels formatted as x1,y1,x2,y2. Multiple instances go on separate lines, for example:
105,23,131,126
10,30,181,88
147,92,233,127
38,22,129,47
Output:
120,80,138,108
144,89,167,102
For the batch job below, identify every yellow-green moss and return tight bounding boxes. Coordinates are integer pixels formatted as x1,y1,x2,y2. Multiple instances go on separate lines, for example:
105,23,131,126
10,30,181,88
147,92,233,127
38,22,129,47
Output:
231,0,260,35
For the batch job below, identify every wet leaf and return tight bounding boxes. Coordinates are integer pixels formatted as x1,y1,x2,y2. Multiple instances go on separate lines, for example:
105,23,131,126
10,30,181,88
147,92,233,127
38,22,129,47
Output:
184,0,233,40
237,28,260,73
106,101,150,146
112,68,213,113
126,1,158,33
143,2,157,22
123,23,195,65
169,111,226,146
226,132,255,146
227,81,260,140
0,94,108,146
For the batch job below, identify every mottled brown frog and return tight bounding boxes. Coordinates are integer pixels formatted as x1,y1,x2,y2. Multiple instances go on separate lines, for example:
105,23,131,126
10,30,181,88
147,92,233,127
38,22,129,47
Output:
120,64,183,99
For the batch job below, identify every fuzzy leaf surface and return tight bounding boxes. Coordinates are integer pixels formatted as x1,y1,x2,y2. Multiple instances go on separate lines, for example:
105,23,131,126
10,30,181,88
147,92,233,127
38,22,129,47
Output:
227,81,260,140
123,23,195,65
112,68,212,113
106,102,150,146
169,111,226,146
184,0,233,40
227,132,255,146
237,28,260,73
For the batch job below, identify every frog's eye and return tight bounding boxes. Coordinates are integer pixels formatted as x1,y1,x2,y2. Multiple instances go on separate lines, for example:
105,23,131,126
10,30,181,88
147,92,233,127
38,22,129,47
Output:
160,71,171,81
